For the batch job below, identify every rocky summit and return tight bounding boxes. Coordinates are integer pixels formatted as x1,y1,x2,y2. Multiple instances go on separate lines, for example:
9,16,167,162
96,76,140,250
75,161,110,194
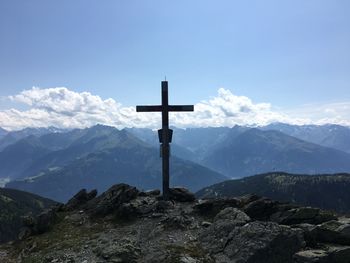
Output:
0,184,350,263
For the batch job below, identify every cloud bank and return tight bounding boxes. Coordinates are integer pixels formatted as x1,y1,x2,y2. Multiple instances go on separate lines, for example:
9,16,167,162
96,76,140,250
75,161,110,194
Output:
0,87,349,130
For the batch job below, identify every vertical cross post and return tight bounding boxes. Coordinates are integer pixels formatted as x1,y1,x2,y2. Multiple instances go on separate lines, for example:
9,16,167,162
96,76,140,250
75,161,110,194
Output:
161,81,170,199
136,80,194,200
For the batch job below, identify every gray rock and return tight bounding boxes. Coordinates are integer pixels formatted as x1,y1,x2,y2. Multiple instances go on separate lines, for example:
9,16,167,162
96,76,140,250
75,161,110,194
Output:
199,208,251,254
65,189,97,211
311,220,350,245
87,184,139,216
291,223,318,247
169,187,195,202
214,207,251,225
17,209,58,240
294,245,350,263
180,255,198,263
5,185,350,263
193,198,241,216
328,245,350,263
96,239,140,263
225,222,304,263
271,207,336,225
236,194,261,206
294,249,329,263
115,196,161,219
201,221,304,263
243,197,278,220
35,209,58,234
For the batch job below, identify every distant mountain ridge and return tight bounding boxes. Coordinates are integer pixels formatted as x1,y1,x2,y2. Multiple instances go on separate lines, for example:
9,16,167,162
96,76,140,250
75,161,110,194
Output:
262,123,350,153
202,128,350,177
3,124,350,202
0,135,51,179
127,126,248,163
0,125,149,180
129,125,350,177
0,127,7,139
5,125,226,202
0,127,67,151
196,172,350,213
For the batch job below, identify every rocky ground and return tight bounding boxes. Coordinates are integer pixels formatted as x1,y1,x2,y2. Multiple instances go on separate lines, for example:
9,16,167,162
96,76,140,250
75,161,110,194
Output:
0,184,350,262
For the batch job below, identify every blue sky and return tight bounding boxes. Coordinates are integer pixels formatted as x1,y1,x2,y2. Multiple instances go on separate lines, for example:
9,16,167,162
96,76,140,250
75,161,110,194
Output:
0,1,350,129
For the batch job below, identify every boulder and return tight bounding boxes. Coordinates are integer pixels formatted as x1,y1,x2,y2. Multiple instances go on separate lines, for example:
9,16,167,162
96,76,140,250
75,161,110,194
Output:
86,184,139,216
200,216,304,263
114,195,165,219
236,193,261,206
294,249,330,263
311,220,350,245
65,189,97,211
291,223,318,247
225,222,304,263
243,197,282,220
35,209,58,234
194,198,241,216
19,208,59,240
169,188,195,202
214,207,251,225
294,245,350,263
271,207,336,225
199,208,251,253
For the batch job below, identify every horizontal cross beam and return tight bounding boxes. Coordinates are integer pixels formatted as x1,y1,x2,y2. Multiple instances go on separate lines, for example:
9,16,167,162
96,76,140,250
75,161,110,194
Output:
168,105,194,111
136,105,194,112
136,105,162,112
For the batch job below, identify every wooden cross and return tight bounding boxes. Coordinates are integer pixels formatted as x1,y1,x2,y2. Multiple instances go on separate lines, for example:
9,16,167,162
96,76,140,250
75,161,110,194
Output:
136,80,194,199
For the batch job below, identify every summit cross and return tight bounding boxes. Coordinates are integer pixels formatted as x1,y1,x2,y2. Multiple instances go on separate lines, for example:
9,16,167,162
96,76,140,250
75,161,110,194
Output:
136,80,194,200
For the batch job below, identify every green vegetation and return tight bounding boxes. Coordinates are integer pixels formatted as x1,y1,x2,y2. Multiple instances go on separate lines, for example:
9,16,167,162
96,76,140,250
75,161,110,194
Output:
0,188,57,243
196,172,350,213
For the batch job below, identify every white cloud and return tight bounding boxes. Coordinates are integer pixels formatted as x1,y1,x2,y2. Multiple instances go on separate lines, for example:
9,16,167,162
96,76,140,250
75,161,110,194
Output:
172,88,303,128
0,86,349,130
2,87,159,130
282,101,350,126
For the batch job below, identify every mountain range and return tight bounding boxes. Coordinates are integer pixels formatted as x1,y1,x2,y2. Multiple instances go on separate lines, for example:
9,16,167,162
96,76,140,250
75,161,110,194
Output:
2,123,350,202
4,125,225,202
129,125,350,177
202,128,350,177
262,123,350,153
0,127,66,152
